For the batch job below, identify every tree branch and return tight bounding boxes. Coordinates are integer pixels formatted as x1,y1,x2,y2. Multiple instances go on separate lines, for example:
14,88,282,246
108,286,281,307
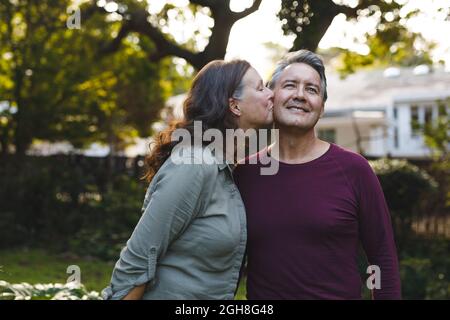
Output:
188,0,215,8
338,6,360,18
337,2,369,19
231,0,262,21
98,21,131,56
80,2,107,21
126,9,202,68
84,0,261,70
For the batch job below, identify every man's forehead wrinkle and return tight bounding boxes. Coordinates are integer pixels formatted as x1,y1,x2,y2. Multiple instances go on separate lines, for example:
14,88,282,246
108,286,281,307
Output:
281,64,320,82
280,74,320,86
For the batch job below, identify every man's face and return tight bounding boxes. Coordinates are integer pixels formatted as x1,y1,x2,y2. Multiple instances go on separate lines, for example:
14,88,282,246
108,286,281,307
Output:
272,63,324,131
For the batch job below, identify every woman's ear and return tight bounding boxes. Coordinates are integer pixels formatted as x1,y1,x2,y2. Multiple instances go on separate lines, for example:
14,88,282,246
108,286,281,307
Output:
229,98,241,116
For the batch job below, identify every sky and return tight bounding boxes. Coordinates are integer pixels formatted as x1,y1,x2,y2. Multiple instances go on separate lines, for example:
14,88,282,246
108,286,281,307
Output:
86,0,450,78
225,0,450,78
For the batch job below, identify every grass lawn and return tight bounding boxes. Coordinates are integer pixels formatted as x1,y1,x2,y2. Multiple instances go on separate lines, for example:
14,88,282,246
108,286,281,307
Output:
0,248,114,293
235,277,247,300
0,248,248,299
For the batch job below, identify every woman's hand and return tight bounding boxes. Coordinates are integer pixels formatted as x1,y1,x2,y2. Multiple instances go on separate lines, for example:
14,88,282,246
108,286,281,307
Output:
122,284,146,300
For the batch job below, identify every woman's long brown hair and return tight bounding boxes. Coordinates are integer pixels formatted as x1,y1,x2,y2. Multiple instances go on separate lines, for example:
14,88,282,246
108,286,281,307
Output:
143,59,251,183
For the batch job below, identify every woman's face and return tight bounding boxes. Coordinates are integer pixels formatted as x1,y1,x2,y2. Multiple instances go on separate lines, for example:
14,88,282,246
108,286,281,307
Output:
233,67,274,130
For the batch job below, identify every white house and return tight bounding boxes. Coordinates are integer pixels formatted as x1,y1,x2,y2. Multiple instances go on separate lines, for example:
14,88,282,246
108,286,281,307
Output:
316,65,450,158
164,65,449,159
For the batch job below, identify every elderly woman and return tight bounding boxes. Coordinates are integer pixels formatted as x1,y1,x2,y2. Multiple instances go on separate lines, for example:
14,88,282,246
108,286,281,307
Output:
102,59,273,300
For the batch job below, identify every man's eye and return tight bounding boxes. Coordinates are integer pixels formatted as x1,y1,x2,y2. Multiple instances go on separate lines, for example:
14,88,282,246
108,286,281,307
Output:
307,87,318,94
284,83,295,88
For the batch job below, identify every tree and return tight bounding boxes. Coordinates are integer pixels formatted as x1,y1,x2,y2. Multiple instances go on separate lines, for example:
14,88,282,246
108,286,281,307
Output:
370,159,438,243
279,0,407,52
278,0,440,75
82,0,263,70
1,0,265,156
0,0,80,156
0,0,176,157
335,19,435,76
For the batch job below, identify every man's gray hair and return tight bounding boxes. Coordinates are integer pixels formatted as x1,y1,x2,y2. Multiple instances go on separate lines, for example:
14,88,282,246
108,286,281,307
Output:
267,50,327,102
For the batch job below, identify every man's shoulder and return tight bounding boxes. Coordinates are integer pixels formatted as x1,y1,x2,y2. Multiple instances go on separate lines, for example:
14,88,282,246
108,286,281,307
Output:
329,143,372,172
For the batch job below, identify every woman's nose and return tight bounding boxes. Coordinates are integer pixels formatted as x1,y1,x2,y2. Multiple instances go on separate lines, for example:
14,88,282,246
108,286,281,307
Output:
266,87,274,99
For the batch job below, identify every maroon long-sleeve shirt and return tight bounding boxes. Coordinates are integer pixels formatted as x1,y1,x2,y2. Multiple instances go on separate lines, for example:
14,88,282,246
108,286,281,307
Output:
234,143,401,299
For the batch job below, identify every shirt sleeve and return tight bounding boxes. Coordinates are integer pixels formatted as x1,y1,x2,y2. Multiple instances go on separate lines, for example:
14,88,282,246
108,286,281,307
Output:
102,158,217,300
356,160,402,300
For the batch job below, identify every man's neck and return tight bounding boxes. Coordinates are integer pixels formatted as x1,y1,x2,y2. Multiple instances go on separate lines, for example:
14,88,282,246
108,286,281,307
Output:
270,127,330,164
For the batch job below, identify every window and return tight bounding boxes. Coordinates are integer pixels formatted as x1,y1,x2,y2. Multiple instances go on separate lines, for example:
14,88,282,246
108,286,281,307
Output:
424,106,433,127
318,129,336,143
394,127,399,149
410,105,420,137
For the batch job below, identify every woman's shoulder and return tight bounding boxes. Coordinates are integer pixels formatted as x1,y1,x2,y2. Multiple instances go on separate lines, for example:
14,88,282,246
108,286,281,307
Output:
154,145,220,181
144,147,220,205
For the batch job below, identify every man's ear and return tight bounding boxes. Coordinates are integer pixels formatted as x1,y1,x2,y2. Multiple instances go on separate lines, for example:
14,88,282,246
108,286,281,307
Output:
229,98,241,116
319,104,325,118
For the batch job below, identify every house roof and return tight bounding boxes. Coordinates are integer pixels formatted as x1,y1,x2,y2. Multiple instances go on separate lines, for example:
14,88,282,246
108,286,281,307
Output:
325,66,450,112
165,66,450,118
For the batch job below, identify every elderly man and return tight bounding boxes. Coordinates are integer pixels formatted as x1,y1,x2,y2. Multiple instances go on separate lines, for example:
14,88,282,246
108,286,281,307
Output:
234,50,401,300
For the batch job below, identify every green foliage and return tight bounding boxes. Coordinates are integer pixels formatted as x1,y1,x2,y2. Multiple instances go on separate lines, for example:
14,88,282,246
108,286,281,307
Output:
0,156,97,247
0,156,147,261
0,281,101,300
0,0,187,155
399,237,450,299
69,175,145,260
400,258,433,299
421,100,450,159
370,158,438,215
277,1,439,77
336,26,434,77
369,158,448,299
423,103,450,210
279,0,404,51
369,158,441,251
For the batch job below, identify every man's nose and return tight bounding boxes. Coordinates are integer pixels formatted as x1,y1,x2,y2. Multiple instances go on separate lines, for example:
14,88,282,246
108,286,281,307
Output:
293,86,306,101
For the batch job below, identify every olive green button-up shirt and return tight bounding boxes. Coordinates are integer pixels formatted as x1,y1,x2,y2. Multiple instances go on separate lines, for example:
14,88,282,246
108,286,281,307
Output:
102,147,247,300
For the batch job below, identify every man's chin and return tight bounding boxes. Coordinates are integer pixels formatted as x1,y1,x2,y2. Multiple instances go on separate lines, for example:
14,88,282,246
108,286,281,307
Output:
275,120,315,132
